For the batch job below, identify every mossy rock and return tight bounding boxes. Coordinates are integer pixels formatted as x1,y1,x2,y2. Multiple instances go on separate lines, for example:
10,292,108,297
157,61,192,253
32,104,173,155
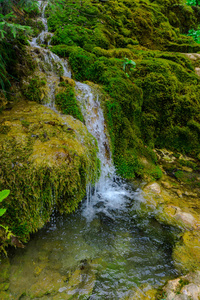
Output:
0,101,100,242
55,82,84,122
173,231,200,272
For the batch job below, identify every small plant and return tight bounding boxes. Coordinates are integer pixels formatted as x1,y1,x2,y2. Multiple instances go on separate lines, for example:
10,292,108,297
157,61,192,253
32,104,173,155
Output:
186,0,200,5
187,27,200,43
122,57,136,77
0,189,9,217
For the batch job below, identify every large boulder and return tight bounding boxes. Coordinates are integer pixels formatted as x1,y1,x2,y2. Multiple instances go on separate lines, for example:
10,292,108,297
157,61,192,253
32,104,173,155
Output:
0,101,100,242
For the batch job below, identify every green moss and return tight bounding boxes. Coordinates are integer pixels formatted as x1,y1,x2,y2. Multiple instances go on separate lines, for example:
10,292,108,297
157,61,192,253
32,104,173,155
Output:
22,76,47,103
55,83,84,122
0,102,100,242
40,0,200,180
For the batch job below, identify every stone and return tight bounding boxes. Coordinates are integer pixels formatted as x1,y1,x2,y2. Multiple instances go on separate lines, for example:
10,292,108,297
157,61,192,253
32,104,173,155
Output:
173,231,200,272
162,272,200,300
28,270,67,298
195,67,200,77
52,265,96,300
143,182,161,194
161,181,172,189
175,189,182,198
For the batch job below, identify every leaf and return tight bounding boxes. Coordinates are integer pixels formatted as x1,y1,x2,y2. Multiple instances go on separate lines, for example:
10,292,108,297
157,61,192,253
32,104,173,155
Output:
0,208,7,217
0,190,10,202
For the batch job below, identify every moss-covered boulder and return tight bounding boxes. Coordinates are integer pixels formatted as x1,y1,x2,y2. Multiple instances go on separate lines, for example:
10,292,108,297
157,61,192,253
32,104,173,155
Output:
0,101,100,242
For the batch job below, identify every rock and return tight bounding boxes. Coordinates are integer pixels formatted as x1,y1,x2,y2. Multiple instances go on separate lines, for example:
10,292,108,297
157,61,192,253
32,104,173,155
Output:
159,205,200,231
183,53,200,61
163,271,200,300
143,182,161,194
28,270,67,298
181,166,193,172
175,189,182,198
161,181,172,189
0,101,100,242
195,67,200,77
183,191,198,197
52,264,96,300
173,231,200,272
60,76,75,87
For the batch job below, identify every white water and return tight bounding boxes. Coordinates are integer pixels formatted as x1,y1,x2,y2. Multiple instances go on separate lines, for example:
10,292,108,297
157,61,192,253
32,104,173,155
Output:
29,1,71,109
75,82,135,221
30,0,135,221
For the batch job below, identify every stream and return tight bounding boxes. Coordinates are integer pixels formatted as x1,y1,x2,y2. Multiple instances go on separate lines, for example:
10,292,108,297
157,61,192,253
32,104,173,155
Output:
0,1,181,299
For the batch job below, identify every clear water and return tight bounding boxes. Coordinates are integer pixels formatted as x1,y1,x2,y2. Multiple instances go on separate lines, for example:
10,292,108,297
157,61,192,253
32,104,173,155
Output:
1,195,179,299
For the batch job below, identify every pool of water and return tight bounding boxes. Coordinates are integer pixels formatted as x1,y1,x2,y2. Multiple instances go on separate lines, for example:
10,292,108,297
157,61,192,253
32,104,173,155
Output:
0,186,179,300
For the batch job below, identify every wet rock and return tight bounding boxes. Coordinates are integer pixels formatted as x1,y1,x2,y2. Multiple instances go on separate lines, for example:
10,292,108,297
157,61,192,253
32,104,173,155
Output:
163,271,200,300
52,265,96,300
157,204,200,231
143,182,161,194
161,181,172,189
173,231,200,272
28,270,67,298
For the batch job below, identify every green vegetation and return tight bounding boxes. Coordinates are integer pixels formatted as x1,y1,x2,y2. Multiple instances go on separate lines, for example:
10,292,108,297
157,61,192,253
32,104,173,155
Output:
186,0,200,5
49,0,200,179
0,189,14,254
1,0,200,248
0,0,39,110
187,27,200,43
0,103,100,242
0,190,9,218
22,76,47,103
55,82,84,122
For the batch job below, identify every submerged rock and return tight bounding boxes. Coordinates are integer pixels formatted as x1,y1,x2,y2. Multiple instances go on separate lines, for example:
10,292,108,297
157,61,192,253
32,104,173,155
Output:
0,101,100,242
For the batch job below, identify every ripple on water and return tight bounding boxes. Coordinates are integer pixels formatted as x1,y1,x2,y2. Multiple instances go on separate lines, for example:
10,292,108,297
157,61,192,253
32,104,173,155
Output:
0,194,180,299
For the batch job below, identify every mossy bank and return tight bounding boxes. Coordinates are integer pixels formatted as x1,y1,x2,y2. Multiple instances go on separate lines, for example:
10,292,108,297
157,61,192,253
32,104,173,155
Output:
46,0,200,180
0,101,100,243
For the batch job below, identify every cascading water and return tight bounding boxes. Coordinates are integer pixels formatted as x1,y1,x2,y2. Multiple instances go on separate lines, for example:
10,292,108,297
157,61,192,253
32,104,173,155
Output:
29,0,134,221
75,82,135,221
0,2,180,298
29,0,71,109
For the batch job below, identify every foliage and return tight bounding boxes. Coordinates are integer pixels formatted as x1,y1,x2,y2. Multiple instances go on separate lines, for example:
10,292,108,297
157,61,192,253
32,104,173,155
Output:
0,190,10,217
49,0,200,178
0,189,14,254
122,57,136,77
187,27,200,43
55,82,84,122
22,76,47,103
0,103,100,241
186,0,200,5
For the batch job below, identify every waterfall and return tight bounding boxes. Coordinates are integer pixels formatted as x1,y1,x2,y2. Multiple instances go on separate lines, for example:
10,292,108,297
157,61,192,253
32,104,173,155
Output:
29,1,71,109
30,0,135,221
